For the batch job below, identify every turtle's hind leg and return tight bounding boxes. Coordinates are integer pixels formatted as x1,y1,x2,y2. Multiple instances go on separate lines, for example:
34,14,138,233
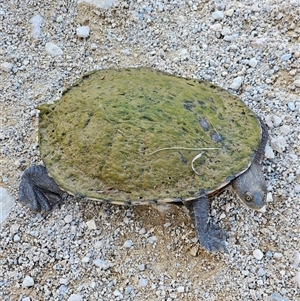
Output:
186,196,228,252
19,165,64,212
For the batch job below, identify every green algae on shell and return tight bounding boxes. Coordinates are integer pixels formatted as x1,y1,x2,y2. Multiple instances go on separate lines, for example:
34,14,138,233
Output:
37,67,262,203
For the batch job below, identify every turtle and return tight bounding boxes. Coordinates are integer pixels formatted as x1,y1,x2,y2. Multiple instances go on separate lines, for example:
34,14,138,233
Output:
18,67,268,252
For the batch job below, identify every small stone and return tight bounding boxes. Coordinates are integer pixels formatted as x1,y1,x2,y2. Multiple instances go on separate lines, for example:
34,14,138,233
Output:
230,76,243,90
125,286,134,294
279,125,291,135
22,276,34,288
138,278,148,287
30,14,43,38
270,136,287,153
123,239,133,248
114,290,121,296
269,292,291,301
45,42,63,56
68,294,83,301
224,9,234,17
287,102,295,111
56,15,64,22
210,23,222,31
21,298,31,301
248,58,258,68
86,219,97,230
77,0,115,9
189,245,199,257
293,79,300,87
1,62,13,72
59,277,69,285
93,259,112,270
177,286,185,293
147,236,157,244
81,256,90,263
272,115,282,127
274,252,283,259
266,192,273,203
294,271,300,288
251,38,267,49
281,54,292,61
291,250,300,269
212,11,224,20
64,214,73,223
13,234,21,242
257,267,266,276
221,27,231,36
138,264,145,271
265,144,275,159
253,249,264,260
76,26,90,38
0,187,15,224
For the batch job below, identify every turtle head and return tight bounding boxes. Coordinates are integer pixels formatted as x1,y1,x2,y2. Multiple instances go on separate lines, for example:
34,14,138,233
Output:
232,163,267,210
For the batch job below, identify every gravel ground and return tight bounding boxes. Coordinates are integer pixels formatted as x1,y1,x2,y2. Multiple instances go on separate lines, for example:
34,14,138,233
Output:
0,0,300,300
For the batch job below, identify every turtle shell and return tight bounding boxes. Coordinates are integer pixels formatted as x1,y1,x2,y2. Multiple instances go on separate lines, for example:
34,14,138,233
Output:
38,67,262,204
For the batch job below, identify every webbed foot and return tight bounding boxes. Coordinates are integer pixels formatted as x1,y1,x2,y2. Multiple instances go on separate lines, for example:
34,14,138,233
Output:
187,196,228,252
19,165,64,212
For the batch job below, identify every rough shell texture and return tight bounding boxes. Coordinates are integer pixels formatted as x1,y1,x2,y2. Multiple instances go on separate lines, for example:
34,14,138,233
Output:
38,67,261,203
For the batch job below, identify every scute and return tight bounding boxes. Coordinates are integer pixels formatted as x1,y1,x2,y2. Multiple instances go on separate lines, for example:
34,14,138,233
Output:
38,68,261,203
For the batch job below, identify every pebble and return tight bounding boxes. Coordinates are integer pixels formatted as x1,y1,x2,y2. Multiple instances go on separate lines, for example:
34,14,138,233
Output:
270,136,287,153
64,214,73,223
291,250,300,268
138,278,148,287
45,42,63,56
224,9,234,17
281,54,292,61
253,249,264,260
248,58,258,68
265,144,275,159
1,62,13,72
21,298,31,301
269,292,291,301
294,271,300,287
22,275,34,288
30,14,43,38
123,239,133,248
279,125,291,135
266,192,273,203
257,267,266,276
76,26,90,38
0,187,15,224
287,102,295,111
210,23,222,31
177,286,185,293
293,79,300,87
68,294,83,301
86,219,97,230
212,11,224,20
77,0,115,9
93,259,112,270
230,76,243,90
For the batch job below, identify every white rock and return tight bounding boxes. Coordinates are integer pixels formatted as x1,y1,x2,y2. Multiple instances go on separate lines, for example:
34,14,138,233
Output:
294,271,300,288
270,136,287,153
138,277,148,287
293,79,300,88
93,259,112,270
253,249,264,260
81,256,90,263
272,115,282,127
266,192,273,203
64,214,73,223
45,42,63,56
279,125,291,135
212,11,224,20
77,0,115,9
76,26,90,38
265,144,275,159
177,286,185,293
224,9,234,17
22,276,34,288
230,76,243,90
68,294,83,301
210,23,222,31
248,58,258,68
86,219,97,229
221,27,231,36
291,250,300,269
288,102,295,111
1,62,13,72
21,298,31,301
0,187,15,224
123,239,133,248
30,14,43,38
251,38,267,49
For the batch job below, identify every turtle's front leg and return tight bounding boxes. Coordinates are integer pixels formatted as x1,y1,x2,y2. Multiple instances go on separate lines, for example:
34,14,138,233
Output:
19,165,64,212
187,196,228,252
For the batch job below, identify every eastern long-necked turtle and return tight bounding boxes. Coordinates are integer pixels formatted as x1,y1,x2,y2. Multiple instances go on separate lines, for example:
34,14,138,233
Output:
19,67,268,252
